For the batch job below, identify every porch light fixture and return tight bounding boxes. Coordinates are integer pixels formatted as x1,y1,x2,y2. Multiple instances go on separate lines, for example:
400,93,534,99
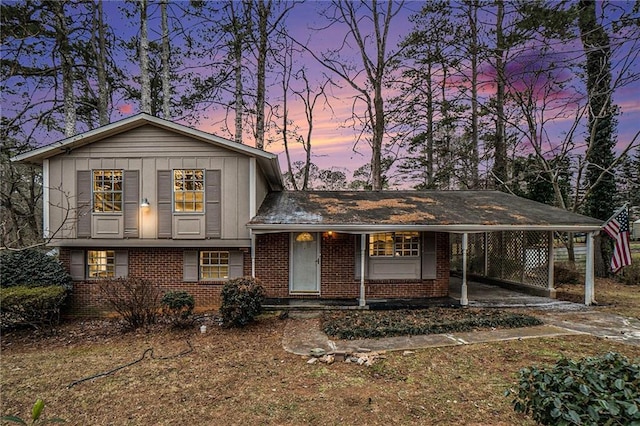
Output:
140,198,150,208
296,232,314,242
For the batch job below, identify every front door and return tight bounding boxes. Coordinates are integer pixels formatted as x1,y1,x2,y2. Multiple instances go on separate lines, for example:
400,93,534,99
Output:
290,232,320,294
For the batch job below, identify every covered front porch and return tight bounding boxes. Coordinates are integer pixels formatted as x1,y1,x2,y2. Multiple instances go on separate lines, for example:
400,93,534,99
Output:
248,190,603,307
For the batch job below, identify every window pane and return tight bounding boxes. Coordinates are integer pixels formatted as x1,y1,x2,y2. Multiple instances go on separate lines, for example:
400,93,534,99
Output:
200,251,229,280
174,169,205,213
93,170,123,213
88,250,115,278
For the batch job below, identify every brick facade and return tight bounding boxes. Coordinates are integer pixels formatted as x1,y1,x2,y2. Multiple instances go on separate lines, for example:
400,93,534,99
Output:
59,247,251,317
255,232,450,301
60,232,451,316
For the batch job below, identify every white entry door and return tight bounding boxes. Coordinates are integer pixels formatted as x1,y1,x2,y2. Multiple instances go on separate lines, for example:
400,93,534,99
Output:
290,232,320,294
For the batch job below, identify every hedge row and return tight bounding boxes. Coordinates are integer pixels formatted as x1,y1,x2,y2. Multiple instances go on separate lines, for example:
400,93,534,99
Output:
0,286,67,329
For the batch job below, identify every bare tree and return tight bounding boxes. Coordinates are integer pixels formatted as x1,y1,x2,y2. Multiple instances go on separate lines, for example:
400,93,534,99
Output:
299,0,405,190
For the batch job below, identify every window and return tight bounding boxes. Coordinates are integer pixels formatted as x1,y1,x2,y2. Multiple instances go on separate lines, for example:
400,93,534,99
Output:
369,232,420,257
174,169,204,212
93,170,123,212
88,250,115,278
200,251,229,280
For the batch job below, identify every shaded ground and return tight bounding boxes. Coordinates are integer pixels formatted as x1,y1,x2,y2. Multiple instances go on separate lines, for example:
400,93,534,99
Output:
2,278,639,425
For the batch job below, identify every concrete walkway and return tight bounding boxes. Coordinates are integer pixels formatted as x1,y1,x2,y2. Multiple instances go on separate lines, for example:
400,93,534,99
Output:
282,279,640,356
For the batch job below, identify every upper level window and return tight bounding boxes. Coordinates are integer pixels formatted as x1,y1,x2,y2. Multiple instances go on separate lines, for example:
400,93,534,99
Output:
369,232,420,257
174,169,204,212
93,170,122,212
88,250,115,278
200,251,229,280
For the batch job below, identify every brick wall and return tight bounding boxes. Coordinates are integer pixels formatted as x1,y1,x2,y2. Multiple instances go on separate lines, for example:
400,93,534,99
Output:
255,232,451,300
60,247,251,317
60,231,452,316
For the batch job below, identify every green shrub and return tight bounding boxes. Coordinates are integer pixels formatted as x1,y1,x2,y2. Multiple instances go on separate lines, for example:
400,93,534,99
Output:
554,262,581,285
98,277,160,329
506,352,640,425
0,249,72,290
161,290,195,327
220,276,265,327
0,286,67,329
619,262,640,285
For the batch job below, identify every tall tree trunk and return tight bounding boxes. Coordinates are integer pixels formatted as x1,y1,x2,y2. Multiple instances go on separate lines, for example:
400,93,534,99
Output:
139,0,151,114
160,0,171,118
468,0,480,188
52,1,76,137
93,0,109,126
254,0,270,150
425,63,434,188
230,1,245,144
578,0,616,276
493,0,507,190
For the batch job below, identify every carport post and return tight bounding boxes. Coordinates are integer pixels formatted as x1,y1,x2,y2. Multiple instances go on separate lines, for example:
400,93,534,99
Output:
359,233,366,307
461,233,469,306
547,231,555,297
584,231,596,305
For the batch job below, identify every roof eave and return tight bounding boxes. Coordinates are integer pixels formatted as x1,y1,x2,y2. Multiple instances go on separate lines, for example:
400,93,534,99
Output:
247,223,603,233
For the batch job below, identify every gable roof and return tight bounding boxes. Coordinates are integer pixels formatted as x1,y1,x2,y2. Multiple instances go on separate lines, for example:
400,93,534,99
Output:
12,113,283,190
248,190,603,233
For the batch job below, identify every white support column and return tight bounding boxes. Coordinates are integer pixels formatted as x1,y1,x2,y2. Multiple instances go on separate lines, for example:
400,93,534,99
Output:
250,232,256,278
461,233,469,306
42,159,50,239
359,233,367,307
584,231,596,305
483,232,489,276
547,231,556,298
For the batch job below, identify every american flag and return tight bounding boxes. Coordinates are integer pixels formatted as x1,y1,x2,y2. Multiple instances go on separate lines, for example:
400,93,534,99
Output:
602,207,632,273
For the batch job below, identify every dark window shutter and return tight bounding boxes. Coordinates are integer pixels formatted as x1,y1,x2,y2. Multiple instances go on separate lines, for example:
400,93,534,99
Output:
183,250,198,282
205,170,221,238
115,250,129,278
76,171,92,238
421,232,437,279
123,171,139,238
157,170,172,238
70,250,85,280
228,251,244,278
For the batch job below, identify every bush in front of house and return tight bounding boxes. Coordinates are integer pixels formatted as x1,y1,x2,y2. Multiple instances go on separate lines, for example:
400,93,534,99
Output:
161,290,195,327
0,285,67,330
98,277,161,329
220,276,265,327
0,248,72,290
506,352,640,425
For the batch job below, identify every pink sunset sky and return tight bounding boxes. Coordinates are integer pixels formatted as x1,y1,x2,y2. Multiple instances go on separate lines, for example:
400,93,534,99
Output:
13,1,639,182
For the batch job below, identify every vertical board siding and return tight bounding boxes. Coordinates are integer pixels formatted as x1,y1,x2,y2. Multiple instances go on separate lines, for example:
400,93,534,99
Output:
76,171,92,238
123,170,139,238
157,170,172,238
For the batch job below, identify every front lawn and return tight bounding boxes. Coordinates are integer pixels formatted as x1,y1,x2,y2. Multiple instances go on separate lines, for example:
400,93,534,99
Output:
321,308,543,340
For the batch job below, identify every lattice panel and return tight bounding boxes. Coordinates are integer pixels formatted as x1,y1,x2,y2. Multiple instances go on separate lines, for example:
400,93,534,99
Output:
450,231,550,289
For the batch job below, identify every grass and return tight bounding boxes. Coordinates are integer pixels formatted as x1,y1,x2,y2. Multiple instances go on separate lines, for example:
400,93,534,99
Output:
1,278,639,425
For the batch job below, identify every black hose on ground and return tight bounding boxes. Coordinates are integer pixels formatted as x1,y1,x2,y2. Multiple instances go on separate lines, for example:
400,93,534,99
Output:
67,340,193,389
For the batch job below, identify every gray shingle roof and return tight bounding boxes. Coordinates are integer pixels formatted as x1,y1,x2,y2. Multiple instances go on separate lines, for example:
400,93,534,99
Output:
248,191,603,232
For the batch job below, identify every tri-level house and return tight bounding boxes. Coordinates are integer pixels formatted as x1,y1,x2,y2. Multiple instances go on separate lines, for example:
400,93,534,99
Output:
14,114,603,315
